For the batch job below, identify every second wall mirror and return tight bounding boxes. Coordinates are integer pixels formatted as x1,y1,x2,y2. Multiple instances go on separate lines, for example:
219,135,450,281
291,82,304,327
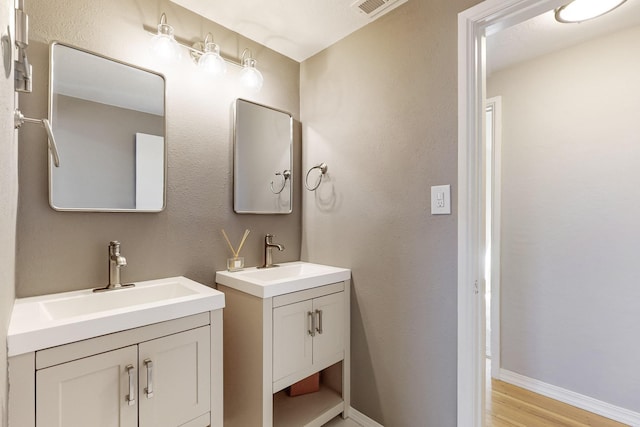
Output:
234,99,293,214
49,42,166,212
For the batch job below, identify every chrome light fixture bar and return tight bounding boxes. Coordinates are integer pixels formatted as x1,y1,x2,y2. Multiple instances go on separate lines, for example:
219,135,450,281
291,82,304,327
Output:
555,0,627,23
145,13,263,89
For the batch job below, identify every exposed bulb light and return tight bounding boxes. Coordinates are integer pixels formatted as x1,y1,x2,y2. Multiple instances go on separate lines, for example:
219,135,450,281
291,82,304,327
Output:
239,49,263,92
197,33,227,76
555,0,626,23
150,13,182,61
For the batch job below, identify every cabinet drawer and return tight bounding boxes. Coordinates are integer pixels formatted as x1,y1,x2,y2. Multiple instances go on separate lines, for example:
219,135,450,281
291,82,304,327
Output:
272,282,344,308
36,313,210,370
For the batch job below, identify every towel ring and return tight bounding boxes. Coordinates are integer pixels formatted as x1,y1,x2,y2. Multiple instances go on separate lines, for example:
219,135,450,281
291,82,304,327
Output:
304,163,328,191
270,170,291,194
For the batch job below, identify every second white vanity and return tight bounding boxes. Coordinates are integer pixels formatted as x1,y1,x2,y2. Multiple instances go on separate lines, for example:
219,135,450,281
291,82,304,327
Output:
216,261,351,427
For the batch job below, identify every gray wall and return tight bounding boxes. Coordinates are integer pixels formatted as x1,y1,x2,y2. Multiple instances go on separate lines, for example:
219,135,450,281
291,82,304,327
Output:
300,0,480,424
488,25,640,412
17,0,301,297
0,0,16,422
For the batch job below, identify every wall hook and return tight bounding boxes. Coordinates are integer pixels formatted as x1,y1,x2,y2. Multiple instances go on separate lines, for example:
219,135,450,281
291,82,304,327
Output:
304,163,328,191
14,110,60,167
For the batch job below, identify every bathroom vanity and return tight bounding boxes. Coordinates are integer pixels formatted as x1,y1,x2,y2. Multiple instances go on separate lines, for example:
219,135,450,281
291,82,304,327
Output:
7,277,225,427
216,261,351,427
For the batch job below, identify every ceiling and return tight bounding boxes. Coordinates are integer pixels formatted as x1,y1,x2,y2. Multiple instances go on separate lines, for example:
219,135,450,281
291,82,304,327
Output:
487,0,640,75
170,0,640,68
171,0,409,62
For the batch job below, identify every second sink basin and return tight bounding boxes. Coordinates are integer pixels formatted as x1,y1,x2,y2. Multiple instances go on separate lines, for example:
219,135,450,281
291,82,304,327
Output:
215,261,351,298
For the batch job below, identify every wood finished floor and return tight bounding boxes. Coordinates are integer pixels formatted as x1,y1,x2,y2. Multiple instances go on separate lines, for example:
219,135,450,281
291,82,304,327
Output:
325,381,628,426
486,376,629,427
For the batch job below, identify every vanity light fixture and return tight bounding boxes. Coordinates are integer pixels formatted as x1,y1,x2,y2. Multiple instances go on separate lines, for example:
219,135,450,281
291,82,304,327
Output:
147,13,264,91
555,0,626,23
239,48,263,92
150,13,182,61
196,33,227,77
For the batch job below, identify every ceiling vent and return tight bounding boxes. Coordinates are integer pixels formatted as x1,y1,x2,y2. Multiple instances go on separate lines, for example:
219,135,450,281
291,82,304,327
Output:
351,0,407,18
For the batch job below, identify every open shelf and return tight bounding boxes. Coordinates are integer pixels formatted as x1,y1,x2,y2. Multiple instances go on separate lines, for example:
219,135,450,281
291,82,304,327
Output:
273,384,344,427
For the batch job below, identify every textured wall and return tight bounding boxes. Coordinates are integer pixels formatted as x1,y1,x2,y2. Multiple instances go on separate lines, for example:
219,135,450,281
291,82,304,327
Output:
300,0,480,424
17,0,301,297
0,0,16,423
488,26,640,412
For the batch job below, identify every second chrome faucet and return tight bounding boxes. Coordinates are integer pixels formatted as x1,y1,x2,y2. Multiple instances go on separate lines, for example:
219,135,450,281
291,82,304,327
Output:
260,234,284,268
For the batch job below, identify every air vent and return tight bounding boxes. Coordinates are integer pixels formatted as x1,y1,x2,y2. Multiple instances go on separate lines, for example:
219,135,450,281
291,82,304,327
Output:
351,0,407,18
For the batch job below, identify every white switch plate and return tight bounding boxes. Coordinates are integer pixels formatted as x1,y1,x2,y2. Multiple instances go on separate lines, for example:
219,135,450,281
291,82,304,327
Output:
431,185,451,215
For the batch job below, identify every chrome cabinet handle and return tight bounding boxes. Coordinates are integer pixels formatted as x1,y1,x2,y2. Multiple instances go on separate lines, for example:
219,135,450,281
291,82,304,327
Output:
144,359,154,398
125,364,136,406
307,311,316,337
315,309,323,334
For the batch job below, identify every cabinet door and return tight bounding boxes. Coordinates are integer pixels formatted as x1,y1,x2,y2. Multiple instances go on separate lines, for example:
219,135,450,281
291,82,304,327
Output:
312,292,345,365
138,326,211,427
273,299,313,382
36,345,138,427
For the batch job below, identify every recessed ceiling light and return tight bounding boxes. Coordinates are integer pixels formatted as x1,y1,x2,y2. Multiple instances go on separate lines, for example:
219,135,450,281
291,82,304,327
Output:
555,0,627,23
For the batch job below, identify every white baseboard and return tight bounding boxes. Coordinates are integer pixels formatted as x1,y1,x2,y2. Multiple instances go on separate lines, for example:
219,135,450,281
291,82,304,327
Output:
499,369,640,426
348,407,384,427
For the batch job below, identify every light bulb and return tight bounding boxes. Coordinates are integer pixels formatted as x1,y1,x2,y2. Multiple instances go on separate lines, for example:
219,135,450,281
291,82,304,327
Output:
198,42,227,76
555,0,626,23
240,57,263,92
150,20,181,62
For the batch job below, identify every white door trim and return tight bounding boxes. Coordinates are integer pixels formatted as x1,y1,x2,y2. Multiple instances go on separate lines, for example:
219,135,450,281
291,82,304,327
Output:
457,1,566,425
485,96,501,379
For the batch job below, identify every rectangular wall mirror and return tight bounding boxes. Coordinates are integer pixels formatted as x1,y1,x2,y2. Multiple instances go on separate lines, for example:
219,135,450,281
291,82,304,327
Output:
234,99,293,214
49,42,166,212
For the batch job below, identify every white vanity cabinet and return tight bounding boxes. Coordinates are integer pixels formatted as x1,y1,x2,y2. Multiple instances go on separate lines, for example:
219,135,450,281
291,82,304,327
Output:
9,312,223,427
273,291,344,390
216,262,351,427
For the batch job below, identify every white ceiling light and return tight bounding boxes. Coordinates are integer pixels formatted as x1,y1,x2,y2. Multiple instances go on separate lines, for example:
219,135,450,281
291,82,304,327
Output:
555,0,627,23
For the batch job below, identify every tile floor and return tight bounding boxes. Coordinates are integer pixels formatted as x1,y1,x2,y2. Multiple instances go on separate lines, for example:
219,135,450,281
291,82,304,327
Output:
324,415,362,426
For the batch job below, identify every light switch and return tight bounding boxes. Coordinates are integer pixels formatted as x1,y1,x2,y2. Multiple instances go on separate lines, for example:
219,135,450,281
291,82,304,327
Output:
431,185,451,215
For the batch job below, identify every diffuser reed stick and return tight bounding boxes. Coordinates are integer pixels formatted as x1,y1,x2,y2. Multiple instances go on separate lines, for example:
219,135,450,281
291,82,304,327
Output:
221,229,250,258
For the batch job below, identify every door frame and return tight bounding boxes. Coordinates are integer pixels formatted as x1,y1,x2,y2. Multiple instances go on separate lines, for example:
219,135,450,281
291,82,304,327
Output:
456,1,566,425
485,96,501,379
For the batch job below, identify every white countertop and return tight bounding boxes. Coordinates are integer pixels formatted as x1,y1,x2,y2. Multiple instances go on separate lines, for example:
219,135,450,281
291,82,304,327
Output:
7,276,225,357
215,261,351,298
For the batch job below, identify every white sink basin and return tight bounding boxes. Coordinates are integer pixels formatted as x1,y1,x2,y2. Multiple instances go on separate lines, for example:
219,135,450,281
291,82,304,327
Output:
8,276,225,357
42,280,198,320
216,261,351,298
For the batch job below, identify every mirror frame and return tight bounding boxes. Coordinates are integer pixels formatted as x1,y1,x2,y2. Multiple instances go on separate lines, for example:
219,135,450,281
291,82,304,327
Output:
233,98,293,215
48,41,168,212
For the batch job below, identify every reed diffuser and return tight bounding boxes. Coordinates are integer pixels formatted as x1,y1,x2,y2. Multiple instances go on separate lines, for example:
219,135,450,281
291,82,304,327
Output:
221,229,250,271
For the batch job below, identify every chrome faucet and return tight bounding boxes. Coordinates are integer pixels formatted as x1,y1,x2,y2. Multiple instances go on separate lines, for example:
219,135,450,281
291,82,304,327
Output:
260,234,284,268
94,241,134,292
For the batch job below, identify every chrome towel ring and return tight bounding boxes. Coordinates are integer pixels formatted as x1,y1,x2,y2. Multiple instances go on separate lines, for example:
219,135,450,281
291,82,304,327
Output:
304,163,328,191
270,170,291,194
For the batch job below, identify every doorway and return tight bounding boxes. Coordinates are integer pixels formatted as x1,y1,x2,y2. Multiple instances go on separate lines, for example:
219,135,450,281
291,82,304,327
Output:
457,3,565,425
457,0,640,425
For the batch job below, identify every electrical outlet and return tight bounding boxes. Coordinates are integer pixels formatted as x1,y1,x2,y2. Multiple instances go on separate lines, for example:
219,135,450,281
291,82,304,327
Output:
431,185,451,215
